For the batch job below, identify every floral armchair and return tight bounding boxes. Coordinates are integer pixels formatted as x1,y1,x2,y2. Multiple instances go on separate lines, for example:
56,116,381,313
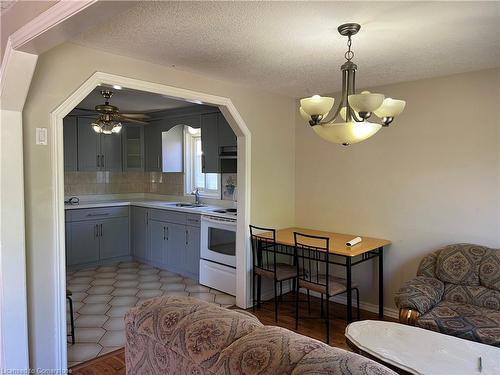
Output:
395,244,500,346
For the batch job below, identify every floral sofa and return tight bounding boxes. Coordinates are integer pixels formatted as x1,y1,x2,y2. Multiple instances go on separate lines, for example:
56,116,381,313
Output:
125,296,396,374
395,244,500,346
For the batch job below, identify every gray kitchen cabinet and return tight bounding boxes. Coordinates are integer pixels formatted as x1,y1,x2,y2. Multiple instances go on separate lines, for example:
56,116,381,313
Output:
200,113,219,173
69,221,100,266
102,131,123,171
217,113,237,147
63,116,78,171
77,117,100,171
66,207,131,267
185,225,201,279
77,116,123,171
150,220,166,264
123,125,144,171
65,223,72,266
166,223,186,274
161,125,184,172
132,207,149,261
173,115,200,129
99,217,130,260
145,121,163,171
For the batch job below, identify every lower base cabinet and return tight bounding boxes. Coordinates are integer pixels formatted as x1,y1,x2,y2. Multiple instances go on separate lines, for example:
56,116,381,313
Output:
69,221,100,265
66,206,201,280
65,207,130,267
140,208,201,280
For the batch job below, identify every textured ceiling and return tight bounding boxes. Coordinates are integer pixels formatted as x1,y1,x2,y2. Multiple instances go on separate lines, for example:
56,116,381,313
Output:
71,1,500,98
76,86,194,113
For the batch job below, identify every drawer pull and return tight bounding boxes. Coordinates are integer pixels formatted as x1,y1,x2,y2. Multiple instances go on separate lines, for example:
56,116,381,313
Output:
86,213,110,217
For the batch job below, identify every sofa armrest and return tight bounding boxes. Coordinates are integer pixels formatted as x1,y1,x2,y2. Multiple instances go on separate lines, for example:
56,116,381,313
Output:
394,276,444,315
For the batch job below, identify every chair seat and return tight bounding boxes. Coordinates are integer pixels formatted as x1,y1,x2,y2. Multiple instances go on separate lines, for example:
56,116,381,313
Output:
299,275,358,296
255,263,299,281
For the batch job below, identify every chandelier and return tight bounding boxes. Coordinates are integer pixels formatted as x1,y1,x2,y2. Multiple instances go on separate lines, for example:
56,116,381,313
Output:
299,23,406,145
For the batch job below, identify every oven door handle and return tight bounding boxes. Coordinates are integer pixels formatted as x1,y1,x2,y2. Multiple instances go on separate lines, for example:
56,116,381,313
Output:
202,216,237,226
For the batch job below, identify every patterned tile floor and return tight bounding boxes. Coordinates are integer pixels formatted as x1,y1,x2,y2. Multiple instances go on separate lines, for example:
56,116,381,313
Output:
66,260,235,367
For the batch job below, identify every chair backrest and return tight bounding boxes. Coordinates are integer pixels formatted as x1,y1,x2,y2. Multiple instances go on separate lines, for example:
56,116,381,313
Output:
250,225,278,274
294,232,331,293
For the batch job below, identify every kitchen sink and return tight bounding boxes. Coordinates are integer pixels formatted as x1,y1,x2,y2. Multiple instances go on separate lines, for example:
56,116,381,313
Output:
167,202,206,208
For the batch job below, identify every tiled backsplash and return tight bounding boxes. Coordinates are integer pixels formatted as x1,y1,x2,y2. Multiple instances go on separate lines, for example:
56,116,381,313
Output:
65,172,184,196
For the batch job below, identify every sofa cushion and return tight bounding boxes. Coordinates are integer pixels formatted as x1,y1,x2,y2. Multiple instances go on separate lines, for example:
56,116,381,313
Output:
480,249,500,291
417,251,439,278
436,244,490,286
443,284,500,311
394,276,444,315
416,301,500,347
125,296,263,371
214,325,397,375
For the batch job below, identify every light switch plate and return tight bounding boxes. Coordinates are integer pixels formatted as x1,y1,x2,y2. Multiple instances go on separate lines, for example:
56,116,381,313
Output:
36,128,48,145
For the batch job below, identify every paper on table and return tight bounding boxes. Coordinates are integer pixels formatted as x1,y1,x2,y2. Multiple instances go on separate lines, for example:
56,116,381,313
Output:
346,237,362,247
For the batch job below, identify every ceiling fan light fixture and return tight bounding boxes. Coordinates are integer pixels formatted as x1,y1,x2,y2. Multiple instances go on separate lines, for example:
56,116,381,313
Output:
299,23,406,145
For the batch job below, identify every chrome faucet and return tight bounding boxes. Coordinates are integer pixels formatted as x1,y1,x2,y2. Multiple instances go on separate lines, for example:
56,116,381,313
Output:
191,188,201,205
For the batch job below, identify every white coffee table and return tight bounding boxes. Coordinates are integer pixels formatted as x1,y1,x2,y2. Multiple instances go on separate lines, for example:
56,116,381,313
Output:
345,320,500,375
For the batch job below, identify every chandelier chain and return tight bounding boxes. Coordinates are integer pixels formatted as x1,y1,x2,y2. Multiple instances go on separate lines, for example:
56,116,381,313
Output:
345,35,354,61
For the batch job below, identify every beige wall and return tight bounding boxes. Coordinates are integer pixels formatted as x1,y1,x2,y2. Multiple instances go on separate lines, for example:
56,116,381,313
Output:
295,68,500,311
23,42,295,367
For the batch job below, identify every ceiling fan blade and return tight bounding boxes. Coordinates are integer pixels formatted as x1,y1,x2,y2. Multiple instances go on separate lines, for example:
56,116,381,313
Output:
115,114,149,125
120,113,151,119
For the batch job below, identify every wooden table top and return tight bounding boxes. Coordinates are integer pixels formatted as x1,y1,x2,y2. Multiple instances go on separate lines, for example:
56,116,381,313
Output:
256,227,390,257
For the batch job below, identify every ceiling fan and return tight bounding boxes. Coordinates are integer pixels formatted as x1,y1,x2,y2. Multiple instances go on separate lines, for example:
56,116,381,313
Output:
80,89,150,134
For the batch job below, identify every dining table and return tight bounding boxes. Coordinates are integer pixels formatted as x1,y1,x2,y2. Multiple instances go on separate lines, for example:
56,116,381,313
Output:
257,227,391,322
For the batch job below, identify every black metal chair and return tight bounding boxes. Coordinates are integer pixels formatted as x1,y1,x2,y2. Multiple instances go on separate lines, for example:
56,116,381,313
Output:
294,232,360,344
67,290,75,344
250,225,297,322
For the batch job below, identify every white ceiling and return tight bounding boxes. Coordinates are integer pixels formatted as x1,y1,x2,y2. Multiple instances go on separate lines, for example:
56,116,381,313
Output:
76,86,194,113
71,1,500,98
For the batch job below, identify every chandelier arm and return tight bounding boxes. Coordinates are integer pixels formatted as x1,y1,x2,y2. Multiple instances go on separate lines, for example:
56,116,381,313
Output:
349,69,363,122
321,68,348,124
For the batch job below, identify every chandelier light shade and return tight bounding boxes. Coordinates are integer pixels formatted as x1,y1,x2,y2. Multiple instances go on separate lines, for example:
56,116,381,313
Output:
299,23,406,145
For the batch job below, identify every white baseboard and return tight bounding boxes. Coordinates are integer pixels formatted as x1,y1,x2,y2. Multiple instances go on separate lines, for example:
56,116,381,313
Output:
254,281,398,320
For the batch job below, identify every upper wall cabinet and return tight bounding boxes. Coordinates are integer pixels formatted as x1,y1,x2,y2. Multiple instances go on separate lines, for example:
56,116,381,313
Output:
76,117,123,171
63,116,78,172
200,113,219,173
162,125,184,173
217,113,237,147
145,120,163,172
123,125,145,171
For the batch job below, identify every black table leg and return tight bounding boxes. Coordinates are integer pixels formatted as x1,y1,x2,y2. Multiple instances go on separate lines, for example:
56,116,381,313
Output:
346,256,352,323
378,247,384,320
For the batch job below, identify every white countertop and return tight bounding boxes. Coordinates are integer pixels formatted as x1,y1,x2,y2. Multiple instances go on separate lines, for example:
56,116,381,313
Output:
345,320,500,375
64,199,237,220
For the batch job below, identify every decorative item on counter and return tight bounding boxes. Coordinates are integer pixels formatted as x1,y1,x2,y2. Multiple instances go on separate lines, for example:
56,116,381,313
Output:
222,174,237,200
346,237,362,247
225,176,235,195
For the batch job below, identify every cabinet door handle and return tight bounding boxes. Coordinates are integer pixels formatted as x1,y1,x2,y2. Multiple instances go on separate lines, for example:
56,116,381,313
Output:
95,224,98,238
201,154,205,172
96,155,100,168
100,223,103,237
157,155,160,169
185,230,188,245
101,155,105,169
166,227,169,240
